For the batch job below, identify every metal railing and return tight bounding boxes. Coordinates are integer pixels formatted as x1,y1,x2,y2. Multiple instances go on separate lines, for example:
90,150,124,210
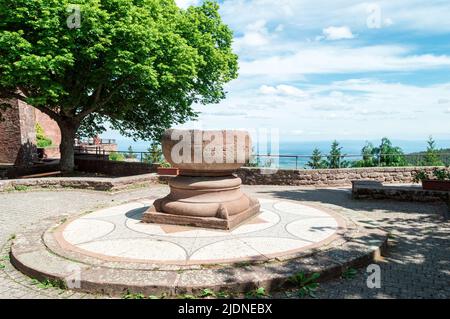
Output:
75,138,117,146
74,147,160,163
251,153,450,170
74,148,450,169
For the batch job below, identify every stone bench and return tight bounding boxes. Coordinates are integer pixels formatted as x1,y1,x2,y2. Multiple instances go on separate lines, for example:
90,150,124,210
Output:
352,180,450,220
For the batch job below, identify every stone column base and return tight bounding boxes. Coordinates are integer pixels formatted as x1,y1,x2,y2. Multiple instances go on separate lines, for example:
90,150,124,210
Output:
142,175,261,230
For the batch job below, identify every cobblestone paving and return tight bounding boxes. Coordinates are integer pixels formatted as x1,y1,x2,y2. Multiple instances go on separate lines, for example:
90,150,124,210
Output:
249,186,450,299
0,185,449,299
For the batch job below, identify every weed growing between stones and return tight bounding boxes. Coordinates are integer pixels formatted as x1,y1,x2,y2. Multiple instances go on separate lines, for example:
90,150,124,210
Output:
288,272,320,298
13,185,30,192
199,288,216,298
342,268,358,280
122,290,146,299
30,278,67,290
245,287,270,299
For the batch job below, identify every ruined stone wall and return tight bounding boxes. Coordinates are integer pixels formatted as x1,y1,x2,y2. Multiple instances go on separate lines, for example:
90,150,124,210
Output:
34,108,61,148
17,100,37,165
236,167,449,187
0,99,21,164
0,99,36,165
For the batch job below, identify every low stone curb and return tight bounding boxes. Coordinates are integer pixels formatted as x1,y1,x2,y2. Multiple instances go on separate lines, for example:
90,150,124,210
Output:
0,174,173,193
10,209,388,297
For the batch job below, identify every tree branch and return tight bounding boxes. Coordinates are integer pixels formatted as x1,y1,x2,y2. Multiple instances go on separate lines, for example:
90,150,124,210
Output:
76,77,131,120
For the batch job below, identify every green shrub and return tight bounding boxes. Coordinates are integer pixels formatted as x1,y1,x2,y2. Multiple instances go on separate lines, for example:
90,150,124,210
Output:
307,148,327,169
143,142,164,164
433,168,450,181
125,146,137,159
159,161,172,168
35,123,53,148
413,170,428,183
109,152,125,162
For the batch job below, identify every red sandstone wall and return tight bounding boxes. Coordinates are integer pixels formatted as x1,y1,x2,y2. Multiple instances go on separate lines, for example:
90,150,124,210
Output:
0,99,61,164
0,99,21,164
17,100,37,164
34,109,61,146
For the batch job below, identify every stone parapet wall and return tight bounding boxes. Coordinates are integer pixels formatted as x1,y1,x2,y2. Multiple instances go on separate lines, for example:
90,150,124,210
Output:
236,167,450,187
75,157,159,177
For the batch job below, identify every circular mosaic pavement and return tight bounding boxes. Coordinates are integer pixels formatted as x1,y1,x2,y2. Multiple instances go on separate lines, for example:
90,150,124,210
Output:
52,198,346,265
10,195,388,296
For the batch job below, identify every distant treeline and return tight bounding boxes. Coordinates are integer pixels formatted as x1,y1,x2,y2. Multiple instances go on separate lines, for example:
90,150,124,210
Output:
305,137,450,169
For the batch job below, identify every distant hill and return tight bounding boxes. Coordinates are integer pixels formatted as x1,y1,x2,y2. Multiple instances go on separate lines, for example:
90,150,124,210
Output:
407,148,450,166
408,148,450,155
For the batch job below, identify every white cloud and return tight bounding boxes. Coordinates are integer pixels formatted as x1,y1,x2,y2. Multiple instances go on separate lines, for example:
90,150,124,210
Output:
259,85,308,98
175,0,199,9
183,79,450,140
240,45,450,76
322,26,355,40
233,20,271,51
275,24,285,32
291,130,304,135
220,0,450,34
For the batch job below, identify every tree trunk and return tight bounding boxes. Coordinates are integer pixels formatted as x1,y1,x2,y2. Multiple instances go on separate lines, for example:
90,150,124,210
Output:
58,121,78,173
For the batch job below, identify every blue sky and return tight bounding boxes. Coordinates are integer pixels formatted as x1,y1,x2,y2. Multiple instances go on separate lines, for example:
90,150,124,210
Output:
110,0,450,142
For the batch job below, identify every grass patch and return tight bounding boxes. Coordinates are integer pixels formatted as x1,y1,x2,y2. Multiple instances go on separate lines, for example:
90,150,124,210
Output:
122,290,146,299
30,278,66,290
13,185,30,192
121,290,164,299
217,291,232,299
245,287,270,299
199,288,216,298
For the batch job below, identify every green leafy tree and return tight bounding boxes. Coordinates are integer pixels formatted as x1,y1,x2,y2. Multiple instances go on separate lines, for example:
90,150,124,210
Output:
0,0,238,171
373,138,407,167
326,141,348,169
307,148,326,169
423,136,443,166
109,151,125,162
352,142,376,167
143,141,163,164
125,145,137,160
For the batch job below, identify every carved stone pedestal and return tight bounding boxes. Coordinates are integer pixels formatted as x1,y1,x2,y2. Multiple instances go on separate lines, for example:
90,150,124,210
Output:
142,129,261,230
143,175,260,230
